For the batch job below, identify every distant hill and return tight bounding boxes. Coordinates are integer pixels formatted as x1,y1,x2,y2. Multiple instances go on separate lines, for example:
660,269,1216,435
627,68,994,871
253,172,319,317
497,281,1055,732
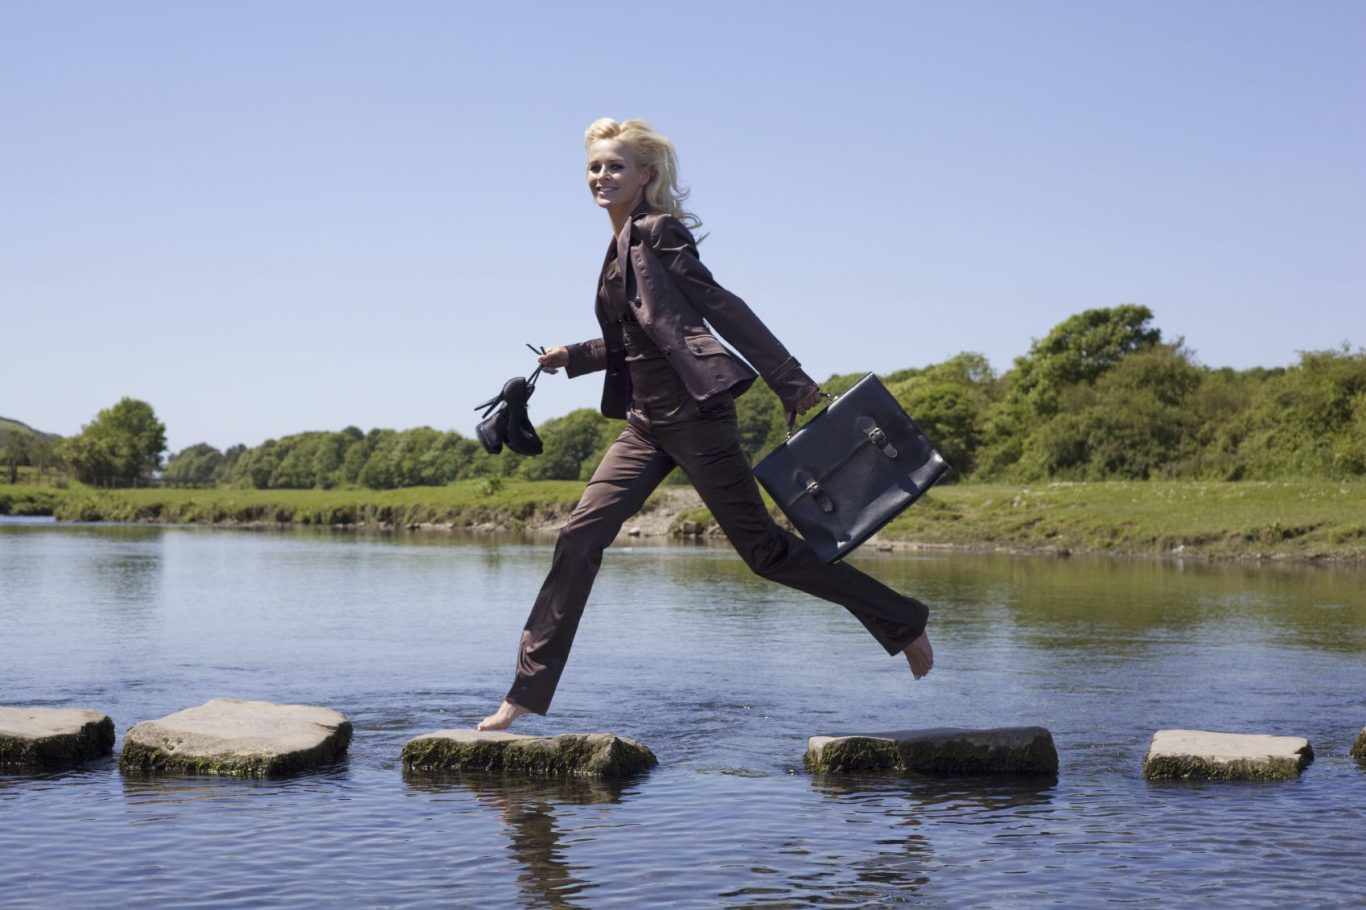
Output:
0,417,62,443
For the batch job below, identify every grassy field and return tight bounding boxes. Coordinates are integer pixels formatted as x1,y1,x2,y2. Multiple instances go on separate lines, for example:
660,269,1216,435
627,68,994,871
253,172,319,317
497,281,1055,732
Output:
0,479,587,529
878,481,1366,561
2,479,1363,562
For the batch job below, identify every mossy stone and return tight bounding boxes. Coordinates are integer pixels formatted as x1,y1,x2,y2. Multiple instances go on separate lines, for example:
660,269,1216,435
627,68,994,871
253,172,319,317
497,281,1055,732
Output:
1142,729,1314,781
802,736,902,773
1351,727,1366,760
119,698,352,779
402,730,657,780
805,726,1058,776
0,707,115,771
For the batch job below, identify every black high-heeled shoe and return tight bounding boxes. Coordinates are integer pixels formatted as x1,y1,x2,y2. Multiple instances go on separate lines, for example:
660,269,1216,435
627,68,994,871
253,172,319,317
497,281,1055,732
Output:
475,365,544,456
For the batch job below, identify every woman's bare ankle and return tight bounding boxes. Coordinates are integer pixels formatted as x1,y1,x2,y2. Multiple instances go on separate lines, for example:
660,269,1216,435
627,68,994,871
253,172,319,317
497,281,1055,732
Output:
477,700,529,731
902,630,934,680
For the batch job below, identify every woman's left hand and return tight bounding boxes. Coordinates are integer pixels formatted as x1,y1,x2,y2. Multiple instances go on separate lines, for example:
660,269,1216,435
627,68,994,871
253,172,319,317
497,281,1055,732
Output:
794,389,825,415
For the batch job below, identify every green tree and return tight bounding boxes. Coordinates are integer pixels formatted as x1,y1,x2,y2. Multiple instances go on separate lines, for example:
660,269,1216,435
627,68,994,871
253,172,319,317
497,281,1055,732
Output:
388,427,454,486
221,443,247,478
163,443,226,487
885,352,999,478
315,428,364,488
220,429,365,489
354,427,469,489
890,381,988,478
1176,366,1269,480
356,429,400,488
1233,345,1366,478
1022,345,1203,479
339,430,384,485
521,409,611,481
734,388,785,463
58,397,167,487
2,431,32,483
1012,304,1162,413
29,434,56,483
980,305,1162,477
227,438,283,489
267,432,340,488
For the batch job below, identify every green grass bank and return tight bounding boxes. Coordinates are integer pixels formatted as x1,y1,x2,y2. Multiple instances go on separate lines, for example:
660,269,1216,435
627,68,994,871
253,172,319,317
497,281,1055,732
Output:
2,480,1363,563
877,481,1365,561
0,480,587,531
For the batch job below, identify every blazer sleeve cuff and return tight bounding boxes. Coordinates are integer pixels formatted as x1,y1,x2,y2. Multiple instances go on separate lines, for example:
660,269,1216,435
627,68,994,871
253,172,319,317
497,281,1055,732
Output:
767,357,820,412
565,338,607,378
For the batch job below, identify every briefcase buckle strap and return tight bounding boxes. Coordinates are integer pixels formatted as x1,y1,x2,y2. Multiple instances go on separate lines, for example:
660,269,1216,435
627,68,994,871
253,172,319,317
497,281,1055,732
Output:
866,425,898,458
804,479,834,513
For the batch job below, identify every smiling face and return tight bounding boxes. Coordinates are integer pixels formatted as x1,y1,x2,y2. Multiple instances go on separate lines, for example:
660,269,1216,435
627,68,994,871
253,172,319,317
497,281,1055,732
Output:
586,139,652,213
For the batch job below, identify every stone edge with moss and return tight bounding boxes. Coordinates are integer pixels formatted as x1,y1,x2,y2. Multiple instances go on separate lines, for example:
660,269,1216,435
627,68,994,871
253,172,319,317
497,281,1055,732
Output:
401,732,658,780
0,714,115,771
1350,727,1366,760
118,721,354,779
1142,737,1314,782
804,727,1059,777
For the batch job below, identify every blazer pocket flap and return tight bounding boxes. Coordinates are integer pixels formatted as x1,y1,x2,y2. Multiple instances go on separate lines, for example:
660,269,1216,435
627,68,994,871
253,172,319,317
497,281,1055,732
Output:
684,333,729,357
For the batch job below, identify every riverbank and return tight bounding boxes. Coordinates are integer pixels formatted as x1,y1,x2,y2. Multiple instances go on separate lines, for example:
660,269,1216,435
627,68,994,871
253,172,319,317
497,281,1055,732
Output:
2,479,1363,562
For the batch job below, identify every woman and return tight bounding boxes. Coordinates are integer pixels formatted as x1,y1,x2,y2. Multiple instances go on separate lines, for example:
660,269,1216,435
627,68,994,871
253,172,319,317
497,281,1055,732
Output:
478,119,933,731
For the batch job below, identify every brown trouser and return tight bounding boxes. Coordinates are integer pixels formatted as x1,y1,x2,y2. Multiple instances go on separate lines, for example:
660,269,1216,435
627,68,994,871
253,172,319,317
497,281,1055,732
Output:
504,394,930,715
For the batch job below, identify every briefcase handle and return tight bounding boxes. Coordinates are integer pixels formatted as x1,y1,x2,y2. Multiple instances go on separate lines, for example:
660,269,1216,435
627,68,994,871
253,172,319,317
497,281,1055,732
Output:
785,391,837,439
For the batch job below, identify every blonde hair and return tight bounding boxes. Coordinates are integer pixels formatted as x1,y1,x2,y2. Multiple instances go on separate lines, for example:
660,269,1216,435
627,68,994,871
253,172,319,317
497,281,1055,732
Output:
584,118,701,232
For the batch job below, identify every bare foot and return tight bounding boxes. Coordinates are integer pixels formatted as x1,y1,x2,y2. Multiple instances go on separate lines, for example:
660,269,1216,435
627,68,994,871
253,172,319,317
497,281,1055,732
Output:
477,700,529,731
903,630,934,680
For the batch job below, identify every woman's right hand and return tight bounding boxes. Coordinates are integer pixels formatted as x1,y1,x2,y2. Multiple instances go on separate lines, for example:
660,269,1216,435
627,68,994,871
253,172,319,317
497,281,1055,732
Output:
538,345,569,374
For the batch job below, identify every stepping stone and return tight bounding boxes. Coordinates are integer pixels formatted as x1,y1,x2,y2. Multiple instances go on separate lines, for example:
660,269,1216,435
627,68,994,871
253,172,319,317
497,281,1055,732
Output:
1352,726,1366,760
0,706,115,771
804,726,1058,776
1143,729,1314,781
119,698,352,778
402,730,657,779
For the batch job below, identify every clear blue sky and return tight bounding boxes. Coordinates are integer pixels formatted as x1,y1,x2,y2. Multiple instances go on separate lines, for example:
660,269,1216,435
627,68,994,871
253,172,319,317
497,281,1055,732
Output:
3,1,1362,454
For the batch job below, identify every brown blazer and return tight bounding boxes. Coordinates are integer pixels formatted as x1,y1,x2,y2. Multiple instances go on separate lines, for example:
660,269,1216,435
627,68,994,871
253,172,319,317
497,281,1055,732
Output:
565,204,819,419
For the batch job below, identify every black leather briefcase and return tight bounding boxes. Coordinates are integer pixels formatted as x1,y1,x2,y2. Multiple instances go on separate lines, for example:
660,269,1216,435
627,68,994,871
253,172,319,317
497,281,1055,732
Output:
754,373,950,563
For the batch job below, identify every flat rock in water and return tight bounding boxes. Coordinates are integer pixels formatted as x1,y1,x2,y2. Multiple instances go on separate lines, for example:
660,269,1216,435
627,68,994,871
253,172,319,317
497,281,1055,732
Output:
804,726,1058,776
1143,729,1314,781
0,706,115,771
1352,727,1366,760
119,698,352,778
402,729,657,779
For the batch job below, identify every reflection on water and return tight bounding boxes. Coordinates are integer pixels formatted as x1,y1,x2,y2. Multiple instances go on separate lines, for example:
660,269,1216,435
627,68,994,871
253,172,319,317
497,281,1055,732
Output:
1,521,1364,907
405,773,630,910
810,772,1058,813
118,772,299,826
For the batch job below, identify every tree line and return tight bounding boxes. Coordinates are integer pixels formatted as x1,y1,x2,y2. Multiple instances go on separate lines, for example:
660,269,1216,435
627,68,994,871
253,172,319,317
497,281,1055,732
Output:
7,306,1364,489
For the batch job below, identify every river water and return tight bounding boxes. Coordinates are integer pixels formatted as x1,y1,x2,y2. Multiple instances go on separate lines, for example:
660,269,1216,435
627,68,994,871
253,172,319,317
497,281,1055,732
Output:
2,518,1363,908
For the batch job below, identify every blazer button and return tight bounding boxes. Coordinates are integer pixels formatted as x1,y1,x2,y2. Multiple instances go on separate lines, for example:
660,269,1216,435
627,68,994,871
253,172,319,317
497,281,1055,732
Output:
691,345,703,353
632,297,642,308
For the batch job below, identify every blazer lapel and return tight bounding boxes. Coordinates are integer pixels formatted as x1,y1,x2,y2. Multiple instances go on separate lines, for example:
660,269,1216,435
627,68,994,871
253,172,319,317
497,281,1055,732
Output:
594,237,615,324
616,202,656,299
614,215,632,290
